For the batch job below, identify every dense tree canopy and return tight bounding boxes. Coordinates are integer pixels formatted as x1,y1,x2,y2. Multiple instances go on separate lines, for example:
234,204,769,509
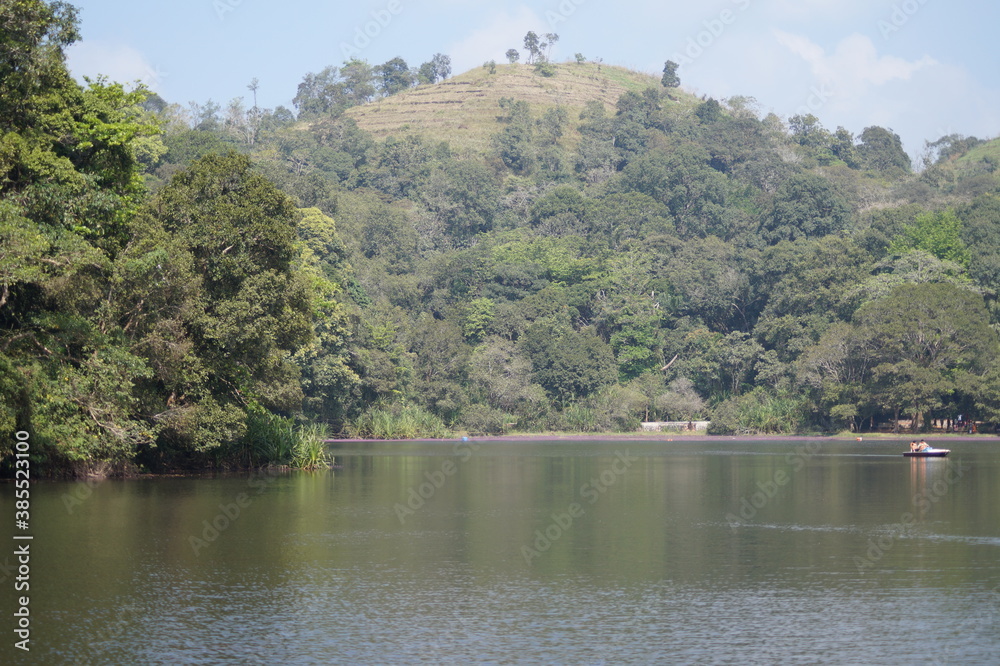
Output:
6,1,1000,476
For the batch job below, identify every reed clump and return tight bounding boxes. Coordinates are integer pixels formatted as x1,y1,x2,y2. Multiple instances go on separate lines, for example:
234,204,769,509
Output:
350,404,450,439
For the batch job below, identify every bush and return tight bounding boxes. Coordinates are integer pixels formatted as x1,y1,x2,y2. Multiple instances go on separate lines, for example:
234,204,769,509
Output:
708,388,807,435
534,61,556,77
460,404,513,435
221,404,330,469
350,403,450,439
292,422,331,470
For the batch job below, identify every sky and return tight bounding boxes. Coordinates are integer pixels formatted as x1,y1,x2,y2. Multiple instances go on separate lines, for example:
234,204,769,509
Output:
65,0,1000,163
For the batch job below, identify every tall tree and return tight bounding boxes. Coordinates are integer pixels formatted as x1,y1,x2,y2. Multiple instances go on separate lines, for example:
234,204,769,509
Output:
890,210,970,268
852,283,998,430
661,60,680,88
0,0,164,470
375,56,414,96
522,31,541,64
122,152,319,463
857,125,911,175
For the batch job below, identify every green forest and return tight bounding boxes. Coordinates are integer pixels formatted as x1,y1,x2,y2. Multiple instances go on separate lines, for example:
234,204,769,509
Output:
4,3,1000,475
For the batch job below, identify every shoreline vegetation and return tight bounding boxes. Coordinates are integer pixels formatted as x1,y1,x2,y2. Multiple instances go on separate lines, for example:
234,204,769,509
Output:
13,430,992,481
6,4,1000,479
329,431,998,444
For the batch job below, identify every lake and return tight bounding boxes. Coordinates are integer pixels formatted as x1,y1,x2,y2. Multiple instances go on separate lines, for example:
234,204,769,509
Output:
3,438,999,664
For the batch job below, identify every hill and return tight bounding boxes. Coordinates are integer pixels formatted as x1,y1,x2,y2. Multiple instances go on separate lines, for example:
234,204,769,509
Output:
955,136,1000,174
344,62,699,154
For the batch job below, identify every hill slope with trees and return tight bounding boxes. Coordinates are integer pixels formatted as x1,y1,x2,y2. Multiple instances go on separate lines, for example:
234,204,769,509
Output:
4,3,1000,475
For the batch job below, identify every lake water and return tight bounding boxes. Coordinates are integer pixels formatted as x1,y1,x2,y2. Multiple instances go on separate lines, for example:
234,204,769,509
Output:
3,438,999,664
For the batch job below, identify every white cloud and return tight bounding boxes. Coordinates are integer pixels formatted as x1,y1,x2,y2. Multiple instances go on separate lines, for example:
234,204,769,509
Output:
66,41,164,90
447,6,545,75
773,30,936,112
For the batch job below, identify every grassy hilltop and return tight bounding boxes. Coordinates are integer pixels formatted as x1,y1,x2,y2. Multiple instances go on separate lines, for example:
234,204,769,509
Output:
345,62,701,154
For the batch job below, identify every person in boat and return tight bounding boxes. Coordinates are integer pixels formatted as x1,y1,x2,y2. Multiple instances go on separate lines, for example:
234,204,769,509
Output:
909,441,919,451
916,439,931,452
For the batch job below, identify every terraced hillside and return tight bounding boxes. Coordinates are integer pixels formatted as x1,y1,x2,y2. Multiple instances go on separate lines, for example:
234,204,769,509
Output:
344,62,699,154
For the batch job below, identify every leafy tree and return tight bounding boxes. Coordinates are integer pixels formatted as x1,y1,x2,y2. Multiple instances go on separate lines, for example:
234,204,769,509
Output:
418,53,451,84
537,106,569,145
505,49,520,64
890,210,970,267
523,31,541,64
339,58,378,103
661,60,680,88
788,114,830,150
830,127,859,168
422,160,501,244
695,98,722,124
0,0,165,471
431,53,452,81
797,322,870,432
520,315,618,400
755,236,872,358
406,314,469,419
292,61,376,117
375,57,414,96
848,250,974,308
294,66,347,117
857,126,911,176
0,0,79,125
286,208,357,427
543,33,559,60
492,97,536,174
765,173,852,244
663,236,758,332
359,134,433,198
468,336,546,414
852,283,998,430
576,101,619,181
923,133,983,167
658,377,706,421
121,153,319,463
959,194,1000,317
617,144,727,238
462,297,496,341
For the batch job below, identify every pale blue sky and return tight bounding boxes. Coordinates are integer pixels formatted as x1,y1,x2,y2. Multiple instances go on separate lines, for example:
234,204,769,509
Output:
66,0,1000,161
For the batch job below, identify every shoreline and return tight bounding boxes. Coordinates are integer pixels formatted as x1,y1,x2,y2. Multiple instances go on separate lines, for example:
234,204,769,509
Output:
11,432,992,480
326,432,999,444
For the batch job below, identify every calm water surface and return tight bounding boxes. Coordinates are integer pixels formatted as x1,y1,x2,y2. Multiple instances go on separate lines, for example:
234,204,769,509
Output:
2,438,999,664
